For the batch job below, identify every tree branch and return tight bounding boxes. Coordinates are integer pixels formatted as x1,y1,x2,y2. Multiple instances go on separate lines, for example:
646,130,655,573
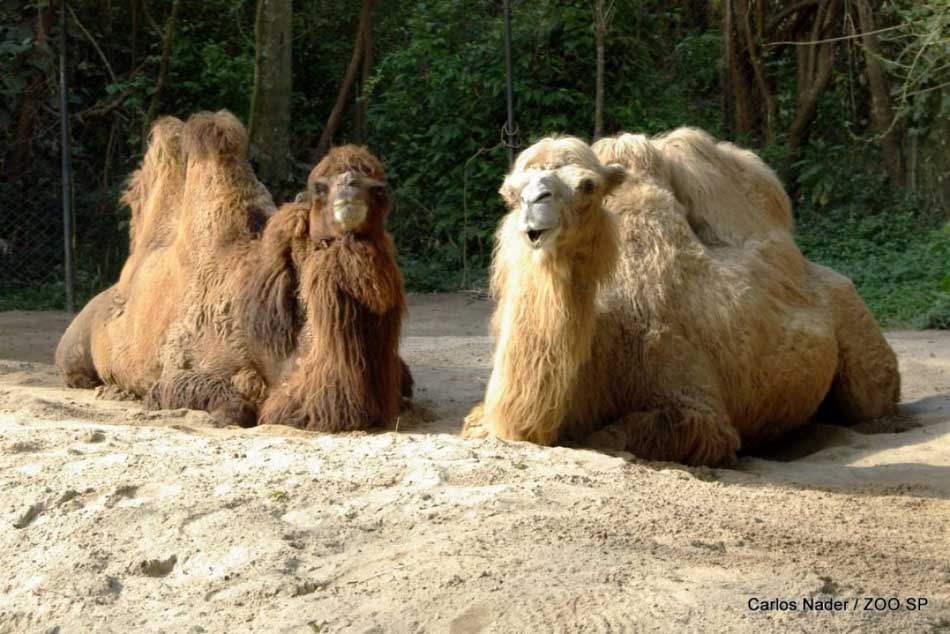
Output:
67,4,118,85
766,22,905,47
767,0,818,32
312,0,375,163
144,0,183,131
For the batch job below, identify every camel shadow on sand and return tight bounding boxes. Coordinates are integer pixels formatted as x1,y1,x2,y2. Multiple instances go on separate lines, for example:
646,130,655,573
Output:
399,361,950,501
723,394,950,499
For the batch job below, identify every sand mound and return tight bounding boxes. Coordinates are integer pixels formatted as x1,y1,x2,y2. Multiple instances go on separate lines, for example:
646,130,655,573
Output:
0,294,947,632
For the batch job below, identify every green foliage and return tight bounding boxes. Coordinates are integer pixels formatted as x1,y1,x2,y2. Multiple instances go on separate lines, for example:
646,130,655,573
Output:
797,207,950,328
368,0,723,289
0,267,105,311
1,0,946,332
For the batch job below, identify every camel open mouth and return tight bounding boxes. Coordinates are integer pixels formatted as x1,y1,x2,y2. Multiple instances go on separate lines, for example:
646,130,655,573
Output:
527,229,548,246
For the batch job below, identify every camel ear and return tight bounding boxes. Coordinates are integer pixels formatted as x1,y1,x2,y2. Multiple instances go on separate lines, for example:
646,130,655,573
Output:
499,181,518,208
294,190,310,205
602,163,627,195
371,183,390,211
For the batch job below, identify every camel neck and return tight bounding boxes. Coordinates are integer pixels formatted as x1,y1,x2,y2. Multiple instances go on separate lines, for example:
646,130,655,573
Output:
485,255,600,445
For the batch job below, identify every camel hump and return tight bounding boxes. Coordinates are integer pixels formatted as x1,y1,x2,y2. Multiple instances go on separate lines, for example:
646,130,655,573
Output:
592,133,659,174
594,127,793,245
657,127,793,233
121,116,185,211
181,110,249,163
147,116,185,160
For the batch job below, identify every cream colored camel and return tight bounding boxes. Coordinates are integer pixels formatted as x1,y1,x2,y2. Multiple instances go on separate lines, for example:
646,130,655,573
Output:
464,129,900,465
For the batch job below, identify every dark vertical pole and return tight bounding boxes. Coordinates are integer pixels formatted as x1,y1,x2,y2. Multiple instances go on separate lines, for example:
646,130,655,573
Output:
503,0,516,165
60,0,75,314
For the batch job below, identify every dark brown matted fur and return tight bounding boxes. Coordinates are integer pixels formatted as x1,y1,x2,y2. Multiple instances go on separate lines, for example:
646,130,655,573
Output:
56,112,411,432
243,145,409,431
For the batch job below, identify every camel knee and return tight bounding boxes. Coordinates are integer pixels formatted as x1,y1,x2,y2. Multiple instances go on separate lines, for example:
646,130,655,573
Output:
400,359,414,400
461,403,490,439
55,289,119,389
600,407,740,466
828,326,901,423
55,324,100,389
56,346,101,389
209,398,257,428
145,370,257,427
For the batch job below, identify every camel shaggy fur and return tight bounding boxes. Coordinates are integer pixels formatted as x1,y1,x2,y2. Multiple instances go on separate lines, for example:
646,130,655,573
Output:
55,115,190,394
464,128,900,465
56,111,410,431
243,145,411,431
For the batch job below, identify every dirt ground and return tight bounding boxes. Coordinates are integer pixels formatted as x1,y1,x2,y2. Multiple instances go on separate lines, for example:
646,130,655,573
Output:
0,292,948,633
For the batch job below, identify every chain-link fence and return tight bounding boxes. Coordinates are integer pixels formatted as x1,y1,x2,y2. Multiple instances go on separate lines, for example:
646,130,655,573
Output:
1,3,75,313
0,174,70,310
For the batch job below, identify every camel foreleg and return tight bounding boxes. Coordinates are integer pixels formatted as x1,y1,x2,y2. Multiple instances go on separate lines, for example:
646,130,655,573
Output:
586,403,740,466
144,369,257,428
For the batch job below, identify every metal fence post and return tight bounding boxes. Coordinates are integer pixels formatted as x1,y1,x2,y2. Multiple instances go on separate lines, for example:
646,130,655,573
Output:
503,0,516,166
60,0,75,314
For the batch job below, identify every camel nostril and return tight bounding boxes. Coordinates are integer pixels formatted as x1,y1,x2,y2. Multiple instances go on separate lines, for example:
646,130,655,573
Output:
532,191,552,203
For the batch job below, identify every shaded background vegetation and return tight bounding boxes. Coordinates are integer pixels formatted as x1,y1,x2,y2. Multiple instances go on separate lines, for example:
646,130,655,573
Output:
1,0,947,327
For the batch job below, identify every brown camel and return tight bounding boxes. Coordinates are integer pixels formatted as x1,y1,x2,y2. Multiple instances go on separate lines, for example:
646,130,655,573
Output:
55,115,193,394
463,129,900,466
56,111,411,431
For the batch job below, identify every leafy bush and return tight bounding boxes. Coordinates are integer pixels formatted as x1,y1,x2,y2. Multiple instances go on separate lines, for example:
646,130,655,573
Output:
796,210,950,328
1,0,945,331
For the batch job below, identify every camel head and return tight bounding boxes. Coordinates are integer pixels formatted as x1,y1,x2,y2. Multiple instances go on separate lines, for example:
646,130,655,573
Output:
301,145,389,241
499,136,626,257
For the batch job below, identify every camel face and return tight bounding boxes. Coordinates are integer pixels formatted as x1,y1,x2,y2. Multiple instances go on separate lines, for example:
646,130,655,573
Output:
510,170,567,249
501,137,625,256
304,145,390,242
308,170,388,237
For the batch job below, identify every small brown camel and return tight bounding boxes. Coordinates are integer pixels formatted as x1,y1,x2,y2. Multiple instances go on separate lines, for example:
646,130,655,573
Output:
56,111,411,431
464,129,900,466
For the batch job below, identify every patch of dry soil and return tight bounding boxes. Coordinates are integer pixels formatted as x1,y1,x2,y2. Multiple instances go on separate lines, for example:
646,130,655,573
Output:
0,293,948,633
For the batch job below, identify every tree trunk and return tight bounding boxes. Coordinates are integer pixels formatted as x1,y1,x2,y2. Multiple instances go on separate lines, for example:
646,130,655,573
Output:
788,0,839,160
736,0,775,143
913,86,949,216
592,0,614,141
721,0,734,136
144,0,182,134
353,9,373,143
249,0,293,189
683,0,708,31
594,22,605,140
6,4,54,181
724,0,755,140
854,0,905,187
313,0,374,163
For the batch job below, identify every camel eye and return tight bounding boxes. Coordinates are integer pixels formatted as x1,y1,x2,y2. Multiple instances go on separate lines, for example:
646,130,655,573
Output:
371,184,387,198
310,182,328,197
579,179,595,194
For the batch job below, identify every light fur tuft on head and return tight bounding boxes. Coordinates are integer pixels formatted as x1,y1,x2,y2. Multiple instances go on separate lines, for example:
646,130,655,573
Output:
310,145,386,182
513,136,602,173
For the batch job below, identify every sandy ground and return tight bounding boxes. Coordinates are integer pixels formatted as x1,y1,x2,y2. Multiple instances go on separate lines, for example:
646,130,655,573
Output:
0,292,948,633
